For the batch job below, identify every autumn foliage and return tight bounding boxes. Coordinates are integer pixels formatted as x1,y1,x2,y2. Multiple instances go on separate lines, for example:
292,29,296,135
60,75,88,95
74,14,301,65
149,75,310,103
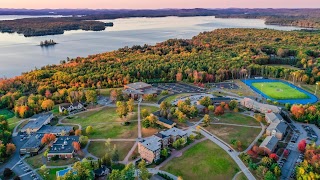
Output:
41,134,56,145
75,129,82,136
290,105,305,120
6,143,16,155
298,139,307,152
214,106,225,116
72,141,81,151
269,153,278,161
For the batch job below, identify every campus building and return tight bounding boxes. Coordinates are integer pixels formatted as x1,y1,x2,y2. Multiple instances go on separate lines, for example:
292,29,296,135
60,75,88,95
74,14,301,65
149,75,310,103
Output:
266,121,288,140
20,113,53,133
265,112,284,124
152,111,176,129
123,82,158,100
37,125,74,136
259,136,279,155
20,134,43,155
59,102,85,114
47,136,79,160
138,128,187,163
240,98,281,113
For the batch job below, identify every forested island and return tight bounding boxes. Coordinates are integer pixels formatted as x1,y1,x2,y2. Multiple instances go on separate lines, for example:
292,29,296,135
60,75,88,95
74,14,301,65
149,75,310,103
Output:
40,39,57,46
0,9,319,36
0,28,319,123
0,17,113,37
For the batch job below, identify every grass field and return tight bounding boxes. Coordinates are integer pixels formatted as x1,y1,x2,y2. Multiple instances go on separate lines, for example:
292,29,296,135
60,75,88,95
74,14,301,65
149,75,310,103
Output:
87,141,135,160
38,168,66,180
63,105,157,139
205,125,261,151
0,109,14,119
252,82,309,99
161,140,239,180
210,113,260,126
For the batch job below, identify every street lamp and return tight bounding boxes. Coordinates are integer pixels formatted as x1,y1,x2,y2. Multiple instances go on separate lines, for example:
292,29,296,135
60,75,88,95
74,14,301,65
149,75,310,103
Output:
315,82,320,95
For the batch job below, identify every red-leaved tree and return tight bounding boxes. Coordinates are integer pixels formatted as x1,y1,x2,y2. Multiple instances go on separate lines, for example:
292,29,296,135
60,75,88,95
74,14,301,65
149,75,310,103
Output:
41,134,56,145
72,141,81,151
290,105,305,119
269,153,278,161
214,105,224,116
298,139,307,152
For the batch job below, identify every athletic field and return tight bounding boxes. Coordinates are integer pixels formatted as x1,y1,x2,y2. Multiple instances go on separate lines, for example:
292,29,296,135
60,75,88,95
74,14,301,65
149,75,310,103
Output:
252,82,309,100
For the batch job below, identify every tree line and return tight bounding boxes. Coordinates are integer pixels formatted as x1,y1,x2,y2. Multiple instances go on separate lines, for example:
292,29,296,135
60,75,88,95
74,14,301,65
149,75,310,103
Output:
0,28,319,116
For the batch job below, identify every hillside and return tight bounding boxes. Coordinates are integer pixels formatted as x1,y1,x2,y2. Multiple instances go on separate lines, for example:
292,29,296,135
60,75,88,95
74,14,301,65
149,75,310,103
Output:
0,28,319,116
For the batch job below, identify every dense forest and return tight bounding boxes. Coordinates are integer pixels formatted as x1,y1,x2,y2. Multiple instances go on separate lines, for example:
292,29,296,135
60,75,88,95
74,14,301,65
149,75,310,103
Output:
0,9,320,37
0,17,113,37
0,28,319,117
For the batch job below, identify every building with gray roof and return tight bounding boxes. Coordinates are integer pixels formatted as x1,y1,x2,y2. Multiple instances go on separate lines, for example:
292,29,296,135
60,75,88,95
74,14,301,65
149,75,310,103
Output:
259,136,279,154
266,121,288,140
20,134,43,155
20,113,53,133
37,125,74,136
123,82,159,100
265,112,284,124
47,136,79,160
138,127,188,163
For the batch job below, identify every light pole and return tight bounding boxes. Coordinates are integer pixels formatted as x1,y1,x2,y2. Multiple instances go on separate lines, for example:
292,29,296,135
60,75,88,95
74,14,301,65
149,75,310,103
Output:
315,82,319,95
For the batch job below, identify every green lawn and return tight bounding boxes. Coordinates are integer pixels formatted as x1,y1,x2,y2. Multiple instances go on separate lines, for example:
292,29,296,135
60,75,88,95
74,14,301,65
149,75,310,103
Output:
205,125,261,151
161,140,239,180
163,93,192,103
210,113,260,126
63,105,158,139
7,116,21,131
252,82,309,99
38,168,66,180
25,153,45,169
87,141,135,160
0,109,14,119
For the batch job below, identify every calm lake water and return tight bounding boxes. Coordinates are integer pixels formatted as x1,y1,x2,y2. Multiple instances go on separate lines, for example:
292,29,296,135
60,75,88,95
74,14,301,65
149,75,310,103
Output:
0,16,304,77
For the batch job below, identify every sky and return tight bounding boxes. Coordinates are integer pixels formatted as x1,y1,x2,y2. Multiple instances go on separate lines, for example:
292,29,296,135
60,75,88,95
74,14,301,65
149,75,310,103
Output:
1,0,320,9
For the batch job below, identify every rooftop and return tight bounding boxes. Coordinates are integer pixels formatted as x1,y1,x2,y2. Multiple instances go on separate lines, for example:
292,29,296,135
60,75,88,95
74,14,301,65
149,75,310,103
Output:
153,111,175,126
21,112,53,131
267,121,288,134
160,127,187,137
20,134,43,149
125,82,152,90
48,136,79,154
140,135,162,152
37,125,73,134
260,136,278,151
265,112,284,123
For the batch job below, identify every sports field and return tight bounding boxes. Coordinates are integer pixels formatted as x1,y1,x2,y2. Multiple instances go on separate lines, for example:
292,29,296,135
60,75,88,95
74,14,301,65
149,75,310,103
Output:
252,82,309,100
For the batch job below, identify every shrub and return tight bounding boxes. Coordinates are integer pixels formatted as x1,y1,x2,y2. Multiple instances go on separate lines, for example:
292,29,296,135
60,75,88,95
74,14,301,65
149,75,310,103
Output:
3,168,13,178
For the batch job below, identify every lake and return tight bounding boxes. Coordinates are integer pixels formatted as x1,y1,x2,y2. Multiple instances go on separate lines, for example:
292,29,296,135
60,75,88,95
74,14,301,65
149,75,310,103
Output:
0,16,305,77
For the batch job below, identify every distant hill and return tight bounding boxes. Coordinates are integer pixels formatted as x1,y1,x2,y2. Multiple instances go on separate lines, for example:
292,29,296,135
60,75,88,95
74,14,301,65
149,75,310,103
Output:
0,9,319,37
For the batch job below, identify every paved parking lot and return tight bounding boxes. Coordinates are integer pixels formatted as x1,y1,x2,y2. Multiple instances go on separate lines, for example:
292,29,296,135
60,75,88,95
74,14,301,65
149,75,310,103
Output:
152,83,206,93
12,160,40,180
208,82,239,89
281,150,300,179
